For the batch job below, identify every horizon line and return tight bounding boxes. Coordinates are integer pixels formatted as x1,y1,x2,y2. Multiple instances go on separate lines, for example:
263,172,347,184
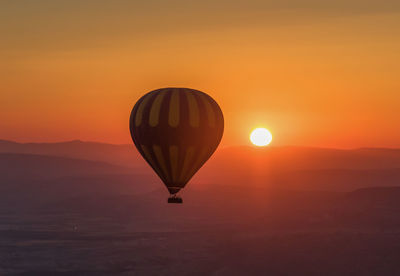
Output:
1,138,400,151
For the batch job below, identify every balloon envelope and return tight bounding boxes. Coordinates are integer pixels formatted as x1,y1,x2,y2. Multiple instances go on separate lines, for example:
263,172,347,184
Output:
130,88,224,194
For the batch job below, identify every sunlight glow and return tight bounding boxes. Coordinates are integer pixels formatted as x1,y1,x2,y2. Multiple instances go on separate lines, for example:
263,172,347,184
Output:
250,128,272,147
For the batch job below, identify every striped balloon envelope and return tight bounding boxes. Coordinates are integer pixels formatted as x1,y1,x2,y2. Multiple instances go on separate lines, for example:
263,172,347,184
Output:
130,88,224,202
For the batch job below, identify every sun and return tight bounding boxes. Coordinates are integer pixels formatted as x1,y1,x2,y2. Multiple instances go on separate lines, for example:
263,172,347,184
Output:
250,128,272,147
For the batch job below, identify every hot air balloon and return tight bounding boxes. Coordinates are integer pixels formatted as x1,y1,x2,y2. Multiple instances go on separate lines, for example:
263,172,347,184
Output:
130,88,224,203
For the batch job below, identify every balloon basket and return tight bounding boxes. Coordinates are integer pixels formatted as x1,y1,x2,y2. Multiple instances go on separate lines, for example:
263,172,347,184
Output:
168,196,183,204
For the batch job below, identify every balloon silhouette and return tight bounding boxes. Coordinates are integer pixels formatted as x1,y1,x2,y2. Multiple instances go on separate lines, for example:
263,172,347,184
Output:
130,88,224,203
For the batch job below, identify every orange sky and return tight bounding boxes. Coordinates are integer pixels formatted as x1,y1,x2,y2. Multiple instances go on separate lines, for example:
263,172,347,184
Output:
1,1,399,148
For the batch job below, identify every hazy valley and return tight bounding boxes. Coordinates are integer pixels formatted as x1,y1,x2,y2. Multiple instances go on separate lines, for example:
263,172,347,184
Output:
1,140,400,275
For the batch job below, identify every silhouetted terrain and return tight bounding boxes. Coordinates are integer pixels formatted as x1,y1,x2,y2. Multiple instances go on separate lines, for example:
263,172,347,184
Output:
3,140,400,192
198,146,400,191
0,153,132,179
1,140,400,275
3,140,400,171
0,153,158,212
0,140,142,168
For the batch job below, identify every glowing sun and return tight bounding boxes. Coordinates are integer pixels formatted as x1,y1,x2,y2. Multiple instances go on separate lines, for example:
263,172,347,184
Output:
250,128,272,147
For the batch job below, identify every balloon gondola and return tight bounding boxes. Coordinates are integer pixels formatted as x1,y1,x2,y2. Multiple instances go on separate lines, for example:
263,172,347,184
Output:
168,195,183,204
130,88,224,203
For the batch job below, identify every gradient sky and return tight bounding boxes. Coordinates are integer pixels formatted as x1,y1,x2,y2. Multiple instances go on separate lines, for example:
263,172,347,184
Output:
1,0,399,148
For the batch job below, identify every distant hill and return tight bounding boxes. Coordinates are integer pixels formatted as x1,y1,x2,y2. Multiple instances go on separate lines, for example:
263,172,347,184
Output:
3,140,400,172
348,186,400,199
196,146,400,191
36,185,400,230
0,153,132,179
209,145,400,172
2,142,400,275
0,140,400,172
1,150,400,231
0,153,160,212
0,139,145,168
2,140,400,194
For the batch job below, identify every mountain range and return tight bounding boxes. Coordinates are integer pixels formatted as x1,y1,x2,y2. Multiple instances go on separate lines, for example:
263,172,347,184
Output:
2,139,400,275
